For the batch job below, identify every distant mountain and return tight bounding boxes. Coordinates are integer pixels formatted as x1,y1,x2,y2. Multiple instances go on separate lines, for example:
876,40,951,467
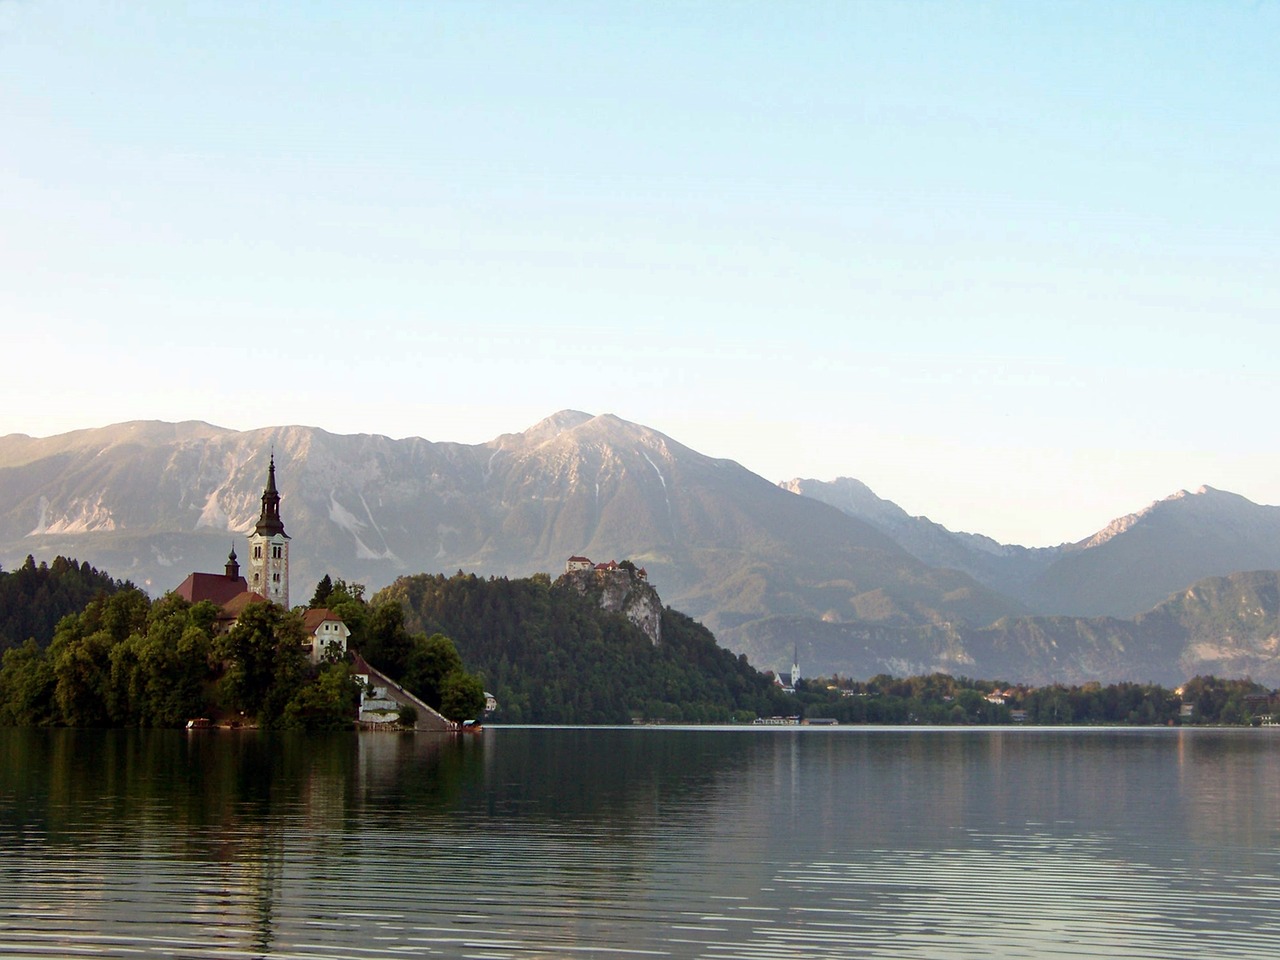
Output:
783,479,1280,620
780,477,1063,596
1025,486,1280,617
9,415,1280,686
0,414,1019,659
736,569,1280,687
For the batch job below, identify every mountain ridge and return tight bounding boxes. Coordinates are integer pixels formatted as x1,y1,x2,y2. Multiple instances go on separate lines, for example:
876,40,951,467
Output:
0,413,1020,649
784,476,1280,621
6,413,1280,684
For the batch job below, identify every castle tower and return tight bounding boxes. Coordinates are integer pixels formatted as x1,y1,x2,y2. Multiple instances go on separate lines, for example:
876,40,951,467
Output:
247,454,290,608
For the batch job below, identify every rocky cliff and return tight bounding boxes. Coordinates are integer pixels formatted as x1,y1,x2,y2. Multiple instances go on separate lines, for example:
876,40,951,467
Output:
560,564,663,644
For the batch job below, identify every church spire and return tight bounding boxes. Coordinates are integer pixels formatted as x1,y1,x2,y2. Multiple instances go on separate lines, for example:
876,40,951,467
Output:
254,454,287,537
248,453,290,608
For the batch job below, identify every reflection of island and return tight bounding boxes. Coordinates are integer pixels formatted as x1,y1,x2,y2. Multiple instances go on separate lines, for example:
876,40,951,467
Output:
0,728,488,957
0,728,487,838
6,727,1268,868
4,727,1279,960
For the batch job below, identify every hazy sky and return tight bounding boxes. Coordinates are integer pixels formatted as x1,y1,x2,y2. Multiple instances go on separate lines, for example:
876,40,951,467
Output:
2,1,1277,546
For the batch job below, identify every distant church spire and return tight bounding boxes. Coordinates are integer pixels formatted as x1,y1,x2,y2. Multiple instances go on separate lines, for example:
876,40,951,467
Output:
225,544,240,580
248,454,290,608
254,454,287,537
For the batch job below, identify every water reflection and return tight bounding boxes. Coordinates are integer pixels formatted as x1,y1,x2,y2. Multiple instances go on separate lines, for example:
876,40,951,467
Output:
0,727,1278,958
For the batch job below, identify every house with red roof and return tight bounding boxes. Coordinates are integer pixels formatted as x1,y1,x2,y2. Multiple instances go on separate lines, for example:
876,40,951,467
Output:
564,555,648,581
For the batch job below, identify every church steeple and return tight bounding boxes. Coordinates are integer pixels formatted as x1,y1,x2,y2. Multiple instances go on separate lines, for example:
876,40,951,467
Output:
247,454,290,608
253,454,287,537
225,545,240,580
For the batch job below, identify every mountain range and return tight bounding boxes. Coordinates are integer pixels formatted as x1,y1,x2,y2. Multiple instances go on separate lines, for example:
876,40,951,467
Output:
782,478,1280,619
3,412,1280,686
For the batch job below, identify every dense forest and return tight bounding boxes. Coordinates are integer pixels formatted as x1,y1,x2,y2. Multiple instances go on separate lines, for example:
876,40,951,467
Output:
0,555,130,652
379,572,795,723
791,673,1276,726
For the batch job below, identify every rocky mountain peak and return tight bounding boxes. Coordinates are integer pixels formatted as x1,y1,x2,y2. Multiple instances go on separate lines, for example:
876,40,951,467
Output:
780,477,911,526
514,410,596,446
1080,485,1244,551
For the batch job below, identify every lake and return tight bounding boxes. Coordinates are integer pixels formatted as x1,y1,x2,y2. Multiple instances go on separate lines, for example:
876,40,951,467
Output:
1,726,1278,959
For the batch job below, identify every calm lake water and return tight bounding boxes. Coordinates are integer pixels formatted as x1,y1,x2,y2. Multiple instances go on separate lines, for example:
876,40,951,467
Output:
1,726,1279,959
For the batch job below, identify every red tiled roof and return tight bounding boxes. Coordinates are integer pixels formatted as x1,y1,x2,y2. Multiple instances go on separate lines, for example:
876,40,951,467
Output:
218,590,269,620
567,555,592,563
302,608,344,633
175,572,250,607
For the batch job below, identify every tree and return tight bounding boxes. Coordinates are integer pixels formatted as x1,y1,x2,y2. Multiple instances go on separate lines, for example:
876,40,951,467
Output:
109,595,215,727
403,633,464,709
309,575,335,608
363,601,415,677
39,589,149,726
440,669,485,721
281,662,358,730
50,626,116,727
216,603,307,724
0,639,56,726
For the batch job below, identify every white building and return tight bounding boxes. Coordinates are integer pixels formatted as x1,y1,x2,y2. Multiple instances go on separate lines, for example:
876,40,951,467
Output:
302,608,351,664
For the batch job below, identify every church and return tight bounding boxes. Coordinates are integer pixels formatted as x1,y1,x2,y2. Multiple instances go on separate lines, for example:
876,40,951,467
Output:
173,456,348,663
175,455,293,625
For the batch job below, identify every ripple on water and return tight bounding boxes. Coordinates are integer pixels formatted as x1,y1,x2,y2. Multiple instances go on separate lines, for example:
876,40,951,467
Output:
4,728,1280,958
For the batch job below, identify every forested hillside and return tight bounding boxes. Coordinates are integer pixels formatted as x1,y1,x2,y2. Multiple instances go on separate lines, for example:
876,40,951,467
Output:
379,572,793,723
0,555,130,652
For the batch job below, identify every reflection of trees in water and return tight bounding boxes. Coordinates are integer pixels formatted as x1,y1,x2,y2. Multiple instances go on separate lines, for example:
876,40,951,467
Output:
7,727,1280,958
0,728,488,953
12,727,1274,864
0,729,486,841
1175,729,1280,854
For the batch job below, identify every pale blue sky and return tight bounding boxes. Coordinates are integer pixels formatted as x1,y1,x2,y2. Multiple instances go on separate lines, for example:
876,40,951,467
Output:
2,1,1277,546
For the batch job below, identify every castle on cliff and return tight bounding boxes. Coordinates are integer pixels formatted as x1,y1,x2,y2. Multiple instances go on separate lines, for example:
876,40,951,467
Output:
562,555,660,644
565,555,647,580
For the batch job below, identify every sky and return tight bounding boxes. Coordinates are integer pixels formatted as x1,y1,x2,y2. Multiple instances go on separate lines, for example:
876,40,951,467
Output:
1,1,1277,547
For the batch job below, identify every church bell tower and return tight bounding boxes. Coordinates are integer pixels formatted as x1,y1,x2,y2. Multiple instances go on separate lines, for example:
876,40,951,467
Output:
248,454,290,608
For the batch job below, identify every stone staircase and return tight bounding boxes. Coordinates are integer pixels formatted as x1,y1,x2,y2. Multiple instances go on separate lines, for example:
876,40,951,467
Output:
351,652,456,732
